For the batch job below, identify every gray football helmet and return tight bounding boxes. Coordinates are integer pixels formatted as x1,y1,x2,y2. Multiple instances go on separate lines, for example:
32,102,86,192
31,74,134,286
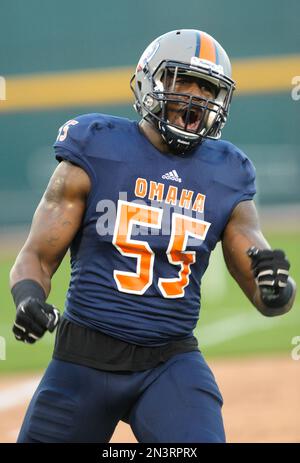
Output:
131,29,235,154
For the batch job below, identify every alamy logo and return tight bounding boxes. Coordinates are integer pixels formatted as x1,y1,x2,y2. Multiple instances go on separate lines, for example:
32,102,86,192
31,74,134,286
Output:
0,76,6,100
291,336,300,360
0,336,6,360
291,76,300,101
162,170,182,183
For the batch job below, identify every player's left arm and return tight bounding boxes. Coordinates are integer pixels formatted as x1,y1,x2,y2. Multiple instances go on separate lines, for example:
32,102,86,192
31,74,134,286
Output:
221,200,297,316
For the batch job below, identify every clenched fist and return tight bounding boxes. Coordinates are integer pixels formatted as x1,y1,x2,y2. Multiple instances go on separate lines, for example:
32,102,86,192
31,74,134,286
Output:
247,246,295,314
13,297,60,344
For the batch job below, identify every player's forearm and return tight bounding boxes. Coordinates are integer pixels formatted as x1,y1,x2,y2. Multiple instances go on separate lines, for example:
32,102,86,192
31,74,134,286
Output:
253,277,297,317
10,247,52,298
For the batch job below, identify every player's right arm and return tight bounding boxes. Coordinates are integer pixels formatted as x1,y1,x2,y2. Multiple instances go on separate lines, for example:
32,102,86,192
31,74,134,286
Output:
9,160,91,343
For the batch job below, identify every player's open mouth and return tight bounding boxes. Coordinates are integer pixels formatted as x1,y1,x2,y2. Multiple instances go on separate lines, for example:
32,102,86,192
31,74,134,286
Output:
178,108,203,131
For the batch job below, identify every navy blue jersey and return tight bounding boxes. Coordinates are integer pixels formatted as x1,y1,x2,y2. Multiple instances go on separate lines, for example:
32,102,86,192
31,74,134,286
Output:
53,114,256,346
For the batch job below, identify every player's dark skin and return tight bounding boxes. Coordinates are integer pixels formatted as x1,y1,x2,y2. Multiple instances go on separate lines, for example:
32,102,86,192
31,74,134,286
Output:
10,79,296,316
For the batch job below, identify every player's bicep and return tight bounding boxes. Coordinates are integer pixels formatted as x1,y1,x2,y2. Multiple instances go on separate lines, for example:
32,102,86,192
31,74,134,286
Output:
23,161,90,275
221,200,270,300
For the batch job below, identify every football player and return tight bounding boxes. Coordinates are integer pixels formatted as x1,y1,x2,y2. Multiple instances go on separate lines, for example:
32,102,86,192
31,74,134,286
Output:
10,29,296,443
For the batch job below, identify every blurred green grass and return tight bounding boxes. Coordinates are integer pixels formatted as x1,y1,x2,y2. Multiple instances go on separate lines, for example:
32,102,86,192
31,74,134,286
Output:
0,231,299,373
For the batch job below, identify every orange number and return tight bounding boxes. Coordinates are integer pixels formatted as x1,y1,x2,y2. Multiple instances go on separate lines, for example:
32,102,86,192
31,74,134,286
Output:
158,213,210,298
56,119,78,142
113,200,162,294
113,202,210,298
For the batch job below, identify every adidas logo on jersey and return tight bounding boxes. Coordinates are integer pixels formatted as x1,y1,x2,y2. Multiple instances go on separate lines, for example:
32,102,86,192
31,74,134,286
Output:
162,170,182,183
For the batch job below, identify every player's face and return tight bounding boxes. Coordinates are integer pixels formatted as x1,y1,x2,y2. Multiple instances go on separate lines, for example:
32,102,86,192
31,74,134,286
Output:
164,74,217,132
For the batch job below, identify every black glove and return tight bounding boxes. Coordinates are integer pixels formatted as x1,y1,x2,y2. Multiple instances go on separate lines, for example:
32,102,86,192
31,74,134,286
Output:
247,246,291,308
13,297,60,344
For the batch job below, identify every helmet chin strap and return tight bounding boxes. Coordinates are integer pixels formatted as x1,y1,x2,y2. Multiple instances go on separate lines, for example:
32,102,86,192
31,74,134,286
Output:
159,121,203,155
143,110,205,155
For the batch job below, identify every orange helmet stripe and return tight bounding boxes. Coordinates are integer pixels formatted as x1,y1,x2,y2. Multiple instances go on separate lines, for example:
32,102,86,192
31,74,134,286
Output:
199,32,216,63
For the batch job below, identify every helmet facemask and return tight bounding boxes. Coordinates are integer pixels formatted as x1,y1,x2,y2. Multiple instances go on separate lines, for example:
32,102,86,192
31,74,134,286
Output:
131,60,235,155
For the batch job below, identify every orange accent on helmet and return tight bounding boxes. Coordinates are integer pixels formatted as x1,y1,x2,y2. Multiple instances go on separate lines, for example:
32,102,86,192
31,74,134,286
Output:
199,32,216,63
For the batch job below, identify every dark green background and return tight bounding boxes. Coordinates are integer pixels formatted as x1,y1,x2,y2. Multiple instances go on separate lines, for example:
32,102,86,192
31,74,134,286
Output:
0,0,299,226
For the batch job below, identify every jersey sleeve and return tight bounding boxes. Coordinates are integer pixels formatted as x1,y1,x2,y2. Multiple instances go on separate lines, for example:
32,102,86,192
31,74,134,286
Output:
217,144,257,241
226,143,256,210
53,115,97,184
235,156,256,202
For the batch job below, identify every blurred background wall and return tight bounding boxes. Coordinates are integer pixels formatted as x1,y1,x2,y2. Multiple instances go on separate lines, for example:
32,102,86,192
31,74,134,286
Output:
0,2,299,444
0,0,299,228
